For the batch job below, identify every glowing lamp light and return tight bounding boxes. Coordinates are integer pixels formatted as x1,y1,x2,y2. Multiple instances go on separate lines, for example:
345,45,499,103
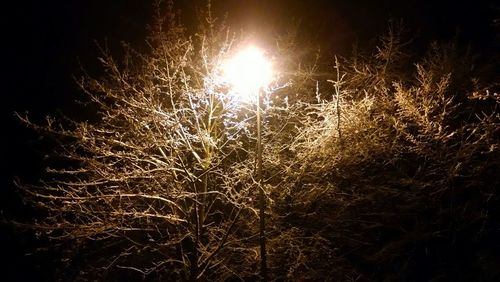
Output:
221,46,273,103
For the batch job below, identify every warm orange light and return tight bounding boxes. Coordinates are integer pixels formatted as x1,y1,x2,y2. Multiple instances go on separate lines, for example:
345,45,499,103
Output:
221,46,273,103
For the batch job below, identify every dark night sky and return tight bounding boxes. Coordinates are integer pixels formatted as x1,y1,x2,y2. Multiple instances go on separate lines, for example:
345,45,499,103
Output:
1,0,498,280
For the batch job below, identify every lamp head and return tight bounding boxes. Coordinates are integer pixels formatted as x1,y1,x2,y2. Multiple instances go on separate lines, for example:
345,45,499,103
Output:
221,45,273,103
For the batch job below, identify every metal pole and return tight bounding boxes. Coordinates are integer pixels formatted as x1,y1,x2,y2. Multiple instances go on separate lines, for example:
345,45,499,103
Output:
257,89,267,281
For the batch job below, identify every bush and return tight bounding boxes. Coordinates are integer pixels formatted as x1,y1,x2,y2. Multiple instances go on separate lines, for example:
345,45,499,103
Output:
270,29,499,281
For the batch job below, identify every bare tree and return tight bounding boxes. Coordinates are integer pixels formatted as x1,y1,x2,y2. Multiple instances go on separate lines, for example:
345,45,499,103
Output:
15,4,268,280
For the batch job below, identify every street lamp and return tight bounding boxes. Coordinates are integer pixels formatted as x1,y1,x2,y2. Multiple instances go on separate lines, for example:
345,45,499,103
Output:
221,45,273,281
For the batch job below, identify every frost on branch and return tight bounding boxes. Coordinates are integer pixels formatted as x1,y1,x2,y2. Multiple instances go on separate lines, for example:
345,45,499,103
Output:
15,8,264,280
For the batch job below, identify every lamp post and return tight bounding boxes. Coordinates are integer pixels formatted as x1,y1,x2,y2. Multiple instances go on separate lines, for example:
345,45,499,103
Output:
222,46,273,281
